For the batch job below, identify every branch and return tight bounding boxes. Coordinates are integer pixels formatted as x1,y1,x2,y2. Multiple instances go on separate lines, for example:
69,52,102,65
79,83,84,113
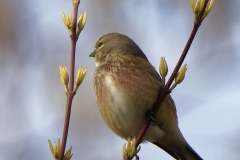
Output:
59,2,80,160
134,0,210,150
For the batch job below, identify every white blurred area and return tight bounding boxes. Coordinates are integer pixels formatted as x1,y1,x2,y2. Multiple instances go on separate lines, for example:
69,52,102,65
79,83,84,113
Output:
0,0,240,159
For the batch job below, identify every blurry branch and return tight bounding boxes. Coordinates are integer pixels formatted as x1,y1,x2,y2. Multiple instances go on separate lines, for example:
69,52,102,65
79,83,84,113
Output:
122,0,214,158
49,0,87,160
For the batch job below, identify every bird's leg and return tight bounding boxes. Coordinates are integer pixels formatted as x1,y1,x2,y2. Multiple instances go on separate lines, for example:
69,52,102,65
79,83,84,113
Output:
147,111,157,126
147,111,164,129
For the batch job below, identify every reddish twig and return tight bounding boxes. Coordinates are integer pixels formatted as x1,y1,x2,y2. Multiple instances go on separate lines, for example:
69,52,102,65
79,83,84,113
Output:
59,2,80,160
135,0,209,149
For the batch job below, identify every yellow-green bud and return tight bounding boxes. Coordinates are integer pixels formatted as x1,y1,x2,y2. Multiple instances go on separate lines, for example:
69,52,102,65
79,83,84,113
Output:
159,57,168,79
175,64,187,84
64,147,73,160
62,12,72,30
48,140,54,157
190,0,214,23
202,0,214,19
77,11,87,37
194,0,201,13
48,139,72,160
76,66,87,87
59,65,69,86
62,13,67,27
62,11,74,36
123,137,140,159
56,139,61,157
48,139,61,159
67,11,73,29
190,0,195,12
72,0,80,3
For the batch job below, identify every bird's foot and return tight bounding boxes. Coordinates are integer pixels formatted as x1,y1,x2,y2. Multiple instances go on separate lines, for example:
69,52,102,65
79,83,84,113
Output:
147,111,158,126
147,111,165,129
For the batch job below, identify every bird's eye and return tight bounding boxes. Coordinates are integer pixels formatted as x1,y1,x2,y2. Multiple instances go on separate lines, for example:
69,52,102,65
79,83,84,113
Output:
97,42,103,48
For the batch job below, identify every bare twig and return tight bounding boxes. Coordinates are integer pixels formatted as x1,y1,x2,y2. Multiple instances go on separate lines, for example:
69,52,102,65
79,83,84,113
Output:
59,1,80,160
134,0,210,149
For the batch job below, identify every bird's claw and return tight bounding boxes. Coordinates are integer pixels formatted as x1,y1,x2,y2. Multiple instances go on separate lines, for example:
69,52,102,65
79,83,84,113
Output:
147,111,165,129
147,111,158,126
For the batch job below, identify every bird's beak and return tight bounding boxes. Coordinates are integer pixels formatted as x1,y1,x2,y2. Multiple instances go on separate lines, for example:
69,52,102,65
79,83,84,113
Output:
89,51,96,57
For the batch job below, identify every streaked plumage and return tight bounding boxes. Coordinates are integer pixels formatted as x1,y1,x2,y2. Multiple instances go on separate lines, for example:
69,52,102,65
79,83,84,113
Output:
90,33,202,160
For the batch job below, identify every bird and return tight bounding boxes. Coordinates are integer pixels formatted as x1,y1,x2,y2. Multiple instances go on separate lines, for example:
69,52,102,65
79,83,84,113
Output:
89,33,203,160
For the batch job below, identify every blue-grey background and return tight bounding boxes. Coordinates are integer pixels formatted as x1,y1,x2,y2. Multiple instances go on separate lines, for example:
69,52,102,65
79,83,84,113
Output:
0,0,239,159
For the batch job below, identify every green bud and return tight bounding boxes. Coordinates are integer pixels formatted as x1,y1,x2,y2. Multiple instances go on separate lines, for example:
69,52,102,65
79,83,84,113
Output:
190,0,214,23
62,12,72,30
74,66,87,92
190,0,195,12
72,0,80,3
175,64,187,84
64,147,73,160
202,0,214,19
48,139,73,160
48,140,55,157
123,137,140,159
194,0,201,13
77,11,87,37
62,13,67,27
67,11,73,29
59,65,69,86
62,12,74,36
159,57,168,79
48,139,61,160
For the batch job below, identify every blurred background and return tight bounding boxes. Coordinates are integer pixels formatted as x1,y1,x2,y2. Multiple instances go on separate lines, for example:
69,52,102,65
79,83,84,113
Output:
0,0,239,159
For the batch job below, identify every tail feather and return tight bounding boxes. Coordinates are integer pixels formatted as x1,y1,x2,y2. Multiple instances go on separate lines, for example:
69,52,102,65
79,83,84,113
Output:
152,142,203,160
152,142,179,159
184,142,203,160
